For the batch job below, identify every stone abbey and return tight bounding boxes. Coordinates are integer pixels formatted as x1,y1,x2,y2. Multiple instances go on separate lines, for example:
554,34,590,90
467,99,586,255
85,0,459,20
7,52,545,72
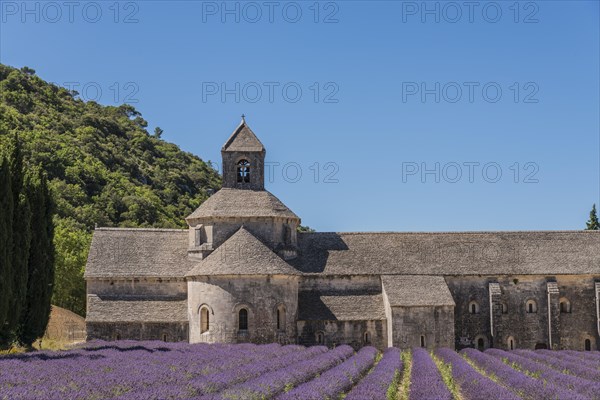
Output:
85,119,600,351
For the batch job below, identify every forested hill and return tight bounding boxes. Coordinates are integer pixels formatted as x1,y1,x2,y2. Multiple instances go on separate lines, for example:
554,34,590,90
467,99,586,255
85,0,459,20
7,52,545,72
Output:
0,64,222,316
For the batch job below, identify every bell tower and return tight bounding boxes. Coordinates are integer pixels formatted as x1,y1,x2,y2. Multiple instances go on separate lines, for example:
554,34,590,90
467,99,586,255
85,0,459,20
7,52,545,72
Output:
221,116,265,190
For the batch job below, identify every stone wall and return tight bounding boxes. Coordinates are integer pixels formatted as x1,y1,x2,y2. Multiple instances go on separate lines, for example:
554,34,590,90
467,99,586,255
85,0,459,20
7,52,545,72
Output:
388,306,454,349
187,275,299,344
447,275,600,351
297,320,387,350
222,150,265,190
188,217,298,259
299,275,381,293
87,322,188,342
87,279,187,298
555,276,599,350
446,276,495,350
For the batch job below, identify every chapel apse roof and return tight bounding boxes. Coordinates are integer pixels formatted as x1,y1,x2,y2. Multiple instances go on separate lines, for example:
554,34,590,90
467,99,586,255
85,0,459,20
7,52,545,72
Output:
382,275,455,306
222,120,265,152
186,227,300,277
185,188,300,220
84,228,193,279
290,231,600,276
298,292,386,321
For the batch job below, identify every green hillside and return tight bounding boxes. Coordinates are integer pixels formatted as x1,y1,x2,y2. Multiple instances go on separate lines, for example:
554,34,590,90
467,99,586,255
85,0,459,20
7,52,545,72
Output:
0,64,222,316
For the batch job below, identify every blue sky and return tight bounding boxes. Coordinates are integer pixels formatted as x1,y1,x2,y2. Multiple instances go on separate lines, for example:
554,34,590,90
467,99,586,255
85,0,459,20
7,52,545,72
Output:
1,1,599,231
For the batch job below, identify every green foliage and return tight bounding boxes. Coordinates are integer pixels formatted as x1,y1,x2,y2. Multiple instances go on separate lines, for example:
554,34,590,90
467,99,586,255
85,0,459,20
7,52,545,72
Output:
0,64,222,317
52,218,91,316
397,350,413,400
7,136,31,339
0,158,14,337
586,204,599,230
297,225,315,233
19,170,55,346
431,352,462,400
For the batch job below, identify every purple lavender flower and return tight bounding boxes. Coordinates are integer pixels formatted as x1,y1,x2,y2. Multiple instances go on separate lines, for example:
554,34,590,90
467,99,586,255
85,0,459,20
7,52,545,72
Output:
276,346,378,400
485,348,600,400
345,347,402,400
461,348,587,400
513,349,600,382
409,348,453,400
434,348,520,400
214,344,354,399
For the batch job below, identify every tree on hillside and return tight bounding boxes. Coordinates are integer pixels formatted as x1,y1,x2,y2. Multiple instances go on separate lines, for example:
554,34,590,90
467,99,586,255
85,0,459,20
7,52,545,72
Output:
0,157,14,342
6,135,31,342
52,218,90,316
0,64,221,317
19,170,55,346
586,204,600,230
153,127,163,138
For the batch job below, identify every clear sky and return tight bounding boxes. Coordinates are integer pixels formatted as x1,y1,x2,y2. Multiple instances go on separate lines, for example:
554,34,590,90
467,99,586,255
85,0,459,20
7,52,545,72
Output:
1,0,599,232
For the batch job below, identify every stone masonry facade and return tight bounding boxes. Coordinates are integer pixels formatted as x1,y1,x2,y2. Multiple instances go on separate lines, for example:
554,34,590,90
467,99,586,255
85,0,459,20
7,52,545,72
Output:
85,119,600,351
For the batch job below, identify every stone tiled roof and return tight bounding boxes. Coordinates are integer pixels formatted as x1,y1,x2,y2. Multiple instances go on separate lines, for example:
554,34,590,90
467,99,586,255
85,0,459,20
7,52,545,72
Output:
84,228,194,279
222,120,265,152
86,295,187,323
382,275,455,306
290,231,600,276
186,227,300,277
185,188,300,221
298,292,386,321
86,229,600,279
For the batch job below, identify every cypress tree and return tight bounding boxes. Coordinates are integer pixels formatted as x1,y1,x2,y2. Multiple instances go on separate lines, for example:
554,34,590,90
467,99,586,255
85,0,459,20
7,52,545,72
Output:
19,170,55,346
0,157,14,346
586,204,600,230
6,135,31,342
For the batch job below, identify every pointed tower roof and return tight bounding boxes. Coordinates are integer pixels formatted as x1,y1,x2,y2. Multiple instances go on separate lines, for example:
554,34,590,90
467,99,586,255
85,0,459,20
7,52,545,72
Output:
222,117,265,153
186,227,299,277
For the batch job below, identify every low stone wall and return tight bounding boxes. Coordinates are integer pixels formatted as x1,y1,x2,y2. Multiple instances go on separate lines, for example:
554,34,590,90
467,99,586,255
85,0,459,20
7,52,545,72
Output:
44,306,86,342
297,320,387,350
87,322,188,342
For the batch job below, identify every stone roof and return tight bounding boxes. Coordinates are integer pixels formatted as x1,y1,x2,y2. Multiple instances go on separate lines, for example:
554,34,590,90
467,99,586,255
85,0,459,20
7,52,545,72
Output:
84,228,194,279
85,229,600,279
186,188,300,221
222,120,265,152
86,295,187,323
290,231,600,276
382,275,455,306
186,227,300,277
298,292,386,321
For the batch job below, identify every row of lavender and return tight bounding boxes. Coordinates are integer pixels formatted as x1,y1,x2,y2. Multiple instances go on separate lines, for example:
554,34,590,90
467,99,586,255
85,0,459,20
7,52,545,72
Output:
0,341,402,400
1,340,598,400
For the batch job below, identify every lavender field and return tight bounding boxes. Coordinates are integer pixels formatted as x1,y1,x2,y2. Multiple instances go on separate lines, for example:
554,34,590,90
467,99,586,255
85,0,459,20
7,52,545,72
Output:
1,341,599,400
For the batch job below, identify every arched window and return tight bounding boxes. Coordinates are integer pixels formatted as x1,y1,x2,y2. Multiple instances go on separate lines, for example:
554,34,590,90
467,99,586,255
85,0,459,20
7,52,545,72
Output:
162,334,168,342
469,301,480,314
584,339,591,351
239,308,248,330
364,332,371,344
559,298,571,314
420,335,426,348
526,300,537,313
200,306,210,334
316,331,324,344
507,336,516,350
276,305,286,331
475,335,487,350
237,159,250,183
501,303,508,314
